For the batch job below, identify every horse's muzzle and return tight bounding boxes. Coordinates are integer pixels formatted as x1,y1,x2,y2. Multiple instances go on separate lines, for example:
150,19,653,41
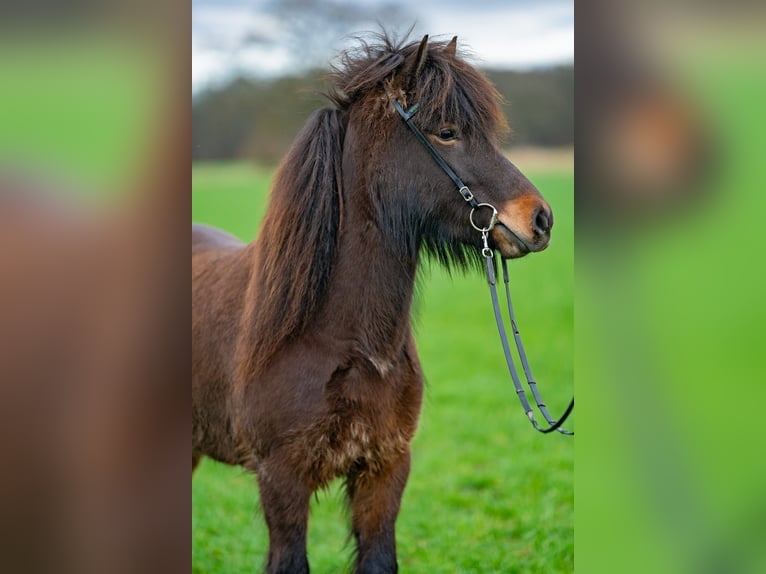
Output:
492,198,553,258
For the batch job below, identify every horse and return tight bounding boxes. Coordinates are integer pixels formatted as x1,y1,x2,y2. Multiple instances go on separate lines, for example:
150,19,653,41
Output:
192,34,553,573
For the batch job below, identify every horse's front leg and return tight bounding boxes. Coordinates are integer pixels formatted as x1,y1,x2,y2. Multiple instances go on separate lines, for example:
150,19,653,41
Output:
347,449,411,574
255,461,312,574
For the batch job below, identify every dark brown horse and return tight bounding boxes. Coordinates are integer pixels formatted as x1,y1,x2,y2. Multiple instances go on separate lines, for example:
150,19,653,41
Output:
192,34,553,573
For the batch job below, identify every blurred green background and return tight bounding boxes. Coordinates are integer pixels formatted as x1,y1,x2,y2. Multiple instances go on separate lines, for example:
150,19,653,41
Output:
192,163,574,573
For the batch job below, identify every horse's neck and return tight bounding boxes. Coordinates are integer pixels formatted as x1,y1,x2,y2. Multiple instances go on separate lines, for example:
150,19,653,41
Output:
318,186,419,364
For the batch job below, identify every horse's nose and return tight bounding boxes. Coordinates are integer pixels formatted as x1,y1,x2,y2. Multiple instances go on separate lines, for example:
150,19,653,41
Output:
532,203,554,237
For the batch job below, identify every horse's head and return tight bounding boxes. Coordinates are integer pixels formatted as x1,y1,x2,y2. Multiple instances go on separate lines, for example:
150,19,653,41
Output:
331,34,553,264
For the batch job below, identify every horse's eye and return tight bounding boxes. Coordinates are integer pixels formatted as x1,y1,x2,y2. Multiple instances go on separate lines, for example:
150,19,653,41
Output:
436,128,458,142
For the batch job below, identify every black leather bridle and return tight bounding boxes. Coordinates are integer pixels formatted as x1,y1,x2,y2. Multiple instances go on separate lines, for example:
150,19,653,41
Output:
389,93,574,435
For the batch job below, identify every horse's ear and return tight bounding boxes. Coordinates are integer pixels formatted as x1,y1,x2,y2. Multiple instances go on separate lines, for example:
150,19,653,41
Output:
444,36,458,58
403,34,429,94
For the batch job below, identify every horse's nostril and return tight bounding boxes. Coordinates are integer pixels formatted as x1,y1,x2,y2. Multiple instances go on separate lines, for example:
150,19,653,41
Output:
533,205,553,236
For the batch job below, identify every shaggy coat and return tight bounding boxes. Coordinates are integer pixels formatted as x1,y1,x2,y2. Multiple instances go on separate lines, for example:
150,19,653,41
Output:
192,34,552,574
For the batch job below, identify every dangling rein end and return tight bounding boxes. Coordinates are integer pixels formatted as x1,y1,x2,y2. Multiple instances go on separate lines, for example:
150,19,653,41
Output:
484,250,574,436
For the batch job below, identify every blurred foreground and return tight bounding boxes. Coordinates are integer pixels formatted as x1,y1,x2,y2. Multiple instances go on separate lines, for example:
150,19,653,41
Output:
0,6,189,574
576,2,766,573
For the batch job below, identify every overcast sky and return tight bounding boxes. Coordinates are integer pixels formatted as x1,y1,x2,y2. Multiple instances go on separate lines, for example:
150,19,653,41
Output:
192,0,573,91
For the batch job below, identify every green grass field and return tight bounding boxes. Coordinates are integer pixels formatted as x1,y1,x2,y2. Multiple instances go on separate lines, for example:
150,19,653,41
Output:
192,162,574,573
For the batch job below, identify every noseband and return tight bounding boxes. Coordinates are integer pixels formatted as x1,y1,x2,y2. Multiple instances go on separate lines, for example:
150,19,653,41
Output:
389,93,574,436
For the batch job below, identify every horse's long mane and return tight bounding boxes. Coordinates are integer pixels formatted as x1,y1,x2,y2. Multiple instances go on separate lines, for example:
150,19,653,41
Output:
247,108,346,373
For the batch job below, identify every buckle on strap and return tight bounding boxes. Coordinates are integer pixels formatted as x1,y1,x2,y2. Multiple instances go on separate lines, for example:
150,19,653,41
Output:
458,186,474,203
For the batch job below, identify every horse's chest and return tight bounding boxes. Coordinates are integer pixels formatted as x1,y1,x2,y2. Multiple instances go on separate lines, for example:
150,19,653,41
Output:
301,397,410,484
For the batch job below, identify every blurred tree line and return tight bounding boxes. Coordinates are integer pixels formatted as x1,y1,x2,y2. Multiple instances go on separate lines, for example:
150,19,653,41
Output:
192,66,573,165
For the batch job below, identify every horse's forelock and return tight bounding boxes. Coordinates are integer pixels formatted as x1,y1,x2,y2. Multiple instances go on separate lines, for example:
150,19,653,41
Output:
327,33,507,142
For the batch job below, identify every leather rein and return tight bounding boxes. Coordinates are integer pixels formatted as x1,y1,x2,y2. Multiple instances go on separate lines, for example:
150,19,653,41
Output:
389,94,574,436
